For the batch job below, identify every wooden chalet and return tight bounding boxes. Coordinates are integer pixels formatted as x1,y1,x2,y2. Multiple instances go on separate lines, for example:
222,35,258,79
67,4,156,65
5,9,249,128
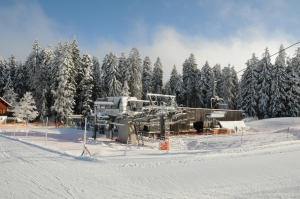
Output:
170,107,245,133
0,97,12,116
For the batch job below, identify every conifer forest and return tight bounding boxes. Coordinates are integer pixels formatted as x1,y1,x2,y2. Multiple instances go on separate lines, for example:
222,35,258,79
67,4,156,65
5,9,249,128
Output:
1,38,300,122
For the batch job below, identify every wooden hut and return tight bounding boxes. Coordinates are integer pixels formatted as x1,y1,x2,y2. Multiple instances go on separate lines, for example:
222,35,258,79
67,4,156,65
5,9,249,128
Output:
0,97,12,116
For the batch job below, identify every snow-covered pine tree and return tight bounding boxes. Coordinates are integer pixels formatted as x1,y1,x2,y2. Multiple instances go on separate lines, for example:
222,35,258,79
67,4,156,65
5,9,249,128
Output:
182,59,190,106
0,57,6,96
152,57,164,94
121,80,130,96
212,64,222,97
26,39,41,93
219,65,239,109
255,48,272,119
101,52,119,97
2,57,10,89
71,37,82,114
118,53,128,85
107,54,121,97
92,56,102,100
13,92,39,124
142,56,153,99
13,60,25,98
194,68,202,108
50,42,64,110
40,89,48,123
34,46,54,115
220,65,234,109
174,74,185,106
230,66,239,110
78,54,94,117
182,53,198,107
200,61,214,108
269,44,288,118
8,55,18,86
286,56,300,116
238,54,259,117
101,54,109,97
51,41,76,122
169,65,178,95
127,47,142,99
291,47,300,72
163,80,172,95
3,75,18,106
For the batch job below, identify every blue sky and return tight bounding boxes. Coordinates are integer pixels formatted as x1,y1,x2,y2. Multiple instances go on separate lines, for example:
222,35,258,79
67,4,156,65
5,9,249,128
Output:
1,0,300,81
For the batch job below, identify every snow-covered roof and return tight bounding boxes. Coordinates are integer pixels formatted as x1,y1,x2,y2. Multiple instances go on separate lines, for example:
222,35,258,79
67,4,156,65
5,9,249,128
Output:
0,97,12,107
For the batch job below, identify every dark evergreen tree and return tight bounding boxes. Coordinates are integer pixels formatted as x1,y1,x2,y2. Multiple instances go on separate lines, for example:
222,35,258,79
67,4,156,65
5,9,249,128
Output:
3,75,18,106
127,47,142,99
238,54,259,117
269,45,288,117
256,48,272,119
40,89,48,123
78,54,94,117
107,55,121,97
51,41,76,122
26,39,41,93
50,42,64,112
152,57,163,94
285,49,300,116
174,74,185,106
200,61,214,108
14,60,25,98
142,56,153,99
92,56,102,100
169,65,178,95
0,57,6,96
71,37,82,114
220,65,234,109
230,66,239,110
35,46,54,116
101,52,119,97
212,64,222,97
163,80,172,95
8,55,18,87
182,53,198,107
118,53,128,85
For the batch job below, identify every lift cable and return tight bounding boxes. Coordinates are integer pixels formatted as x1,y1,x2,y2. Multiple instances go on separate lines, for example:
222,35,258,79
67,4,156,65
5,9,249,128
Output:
236,41,300,74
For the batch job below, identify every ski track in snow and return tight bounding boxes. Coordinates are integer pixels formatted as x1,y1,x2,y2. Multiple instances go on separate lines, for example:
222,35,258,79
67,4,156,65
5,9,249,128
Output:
1,118,300,198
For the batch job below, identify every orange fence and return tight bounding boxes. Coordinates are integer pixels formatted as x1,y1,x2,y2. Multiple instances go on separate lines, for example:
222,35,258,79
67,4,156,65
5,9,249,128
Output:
209,128,231,134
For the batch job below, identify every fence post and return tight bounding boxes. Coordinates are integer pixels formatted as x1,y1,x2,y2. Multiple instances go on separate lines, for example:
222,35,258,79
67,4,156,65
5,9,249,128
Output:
241,128,243,146
45,117,48,146
206,130,208,150
14,118,16,137
81,117,91,156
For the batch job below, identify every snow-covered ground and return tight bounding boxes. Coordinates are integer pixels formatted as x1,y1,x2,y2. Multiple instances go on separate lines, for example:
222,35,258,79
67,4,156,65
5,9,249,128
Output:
1,117,300,198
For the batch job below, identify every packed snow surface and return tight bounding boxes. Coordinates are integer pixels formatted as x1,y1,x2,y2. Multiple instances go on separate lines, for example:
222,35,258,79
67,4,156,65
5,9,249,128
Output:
1,117,300,198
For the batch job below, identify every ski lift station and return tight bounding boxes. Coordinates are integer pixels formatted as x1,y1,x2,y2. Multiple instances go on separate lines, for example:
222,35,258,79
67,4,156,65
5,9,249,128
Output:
91,93,245,144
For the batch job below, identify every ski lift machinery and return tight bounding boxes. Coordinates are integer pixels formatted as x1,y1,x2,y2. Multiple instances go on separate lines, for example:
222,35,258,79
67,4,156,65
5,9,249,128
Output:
92,93,187,141
204,81,228,127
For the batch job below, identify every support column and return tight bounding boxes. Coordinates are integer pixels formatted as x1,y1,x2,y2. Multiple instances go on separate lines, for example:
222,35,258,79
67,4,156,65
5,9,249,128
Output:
160,114,165,140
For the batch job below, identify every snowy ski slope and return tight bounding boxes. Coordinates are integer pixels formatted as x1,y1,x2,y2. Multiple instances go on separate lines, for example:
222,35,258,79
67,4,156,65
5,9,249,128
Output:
1,117,300,198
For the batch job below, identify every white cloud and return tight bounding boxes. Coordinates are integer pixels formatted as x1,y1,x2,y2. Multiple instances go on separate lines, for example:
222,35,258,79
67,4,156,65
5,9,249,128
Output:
90,24,297,82
1,1,299,84
0,2,64,60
